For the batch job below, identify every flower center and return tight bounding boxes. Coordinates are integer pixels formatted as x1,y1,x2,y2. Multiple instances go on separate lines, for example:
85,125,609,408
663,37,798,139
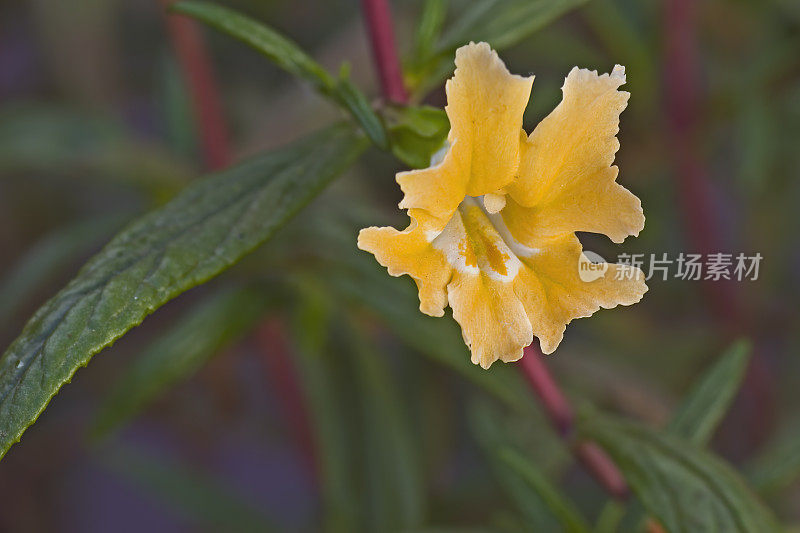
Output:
431,196,536,281
458,200,511,276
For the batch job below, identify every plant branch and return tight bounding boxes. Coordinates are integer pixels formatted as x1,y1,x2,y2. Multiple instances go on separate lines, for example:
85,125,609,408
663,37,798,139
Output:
520,346,629,500
360,0,408,104
162,0,231,170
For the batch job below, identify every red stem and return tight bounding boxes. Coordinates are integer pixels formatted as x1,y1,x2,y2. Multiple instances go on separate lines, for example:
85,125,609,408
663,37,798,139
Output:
664,0,773,453
162,0,231,170
574,442,629,500
520,346,629,499
519,348,573,437
360,0,409,104
255,320,318,482
664,0,739,325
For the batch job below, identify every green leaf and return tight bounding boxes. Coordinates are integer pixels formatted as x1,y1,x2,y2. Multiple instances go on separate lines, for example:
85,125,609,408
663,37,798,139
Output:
160,53,198,159
386,105,449,169
746,424,800,494
326,261,529,408
92,286,270,438
0,214,128,325
440,0,589,51
334,69,389,150
0,124,366,460
434,0,496,56
292,279,425,531
468,401,564,532
579,414,781,533
290,283,360,533
580,0,657,114
498,448,591,533
346,318,425,531
412,0,588,96
102,446,275,532
171,1,388,149
412,0,448,63
0,104,190,198
593,501,626,533
737,95,776,192
667,340,751,445
171,1,331,91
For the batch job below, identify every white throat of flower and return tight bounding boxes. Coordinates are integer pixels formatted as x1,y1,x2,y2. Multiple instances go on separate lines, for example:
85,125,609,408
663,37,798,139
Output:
426,195,540,283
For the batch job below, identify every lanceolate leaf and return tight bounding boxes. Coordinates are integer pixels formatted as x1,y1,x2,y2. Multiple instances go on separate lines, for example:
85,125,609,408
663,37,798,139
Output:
667,340,751,445
92,286,271,438
593,501,626,533
411,0,588,95
412,0,448,62
498,449,590,533
469,401,573,532
580,415,780,533
746,424,800,494
335,71,389,150
169,1,331,89
291,284,360,533
347,319,425,531
292,282,424,531
0,104,190,196
171,1,388,149
438,0,588,51
326,263,529,408
0,124,366,459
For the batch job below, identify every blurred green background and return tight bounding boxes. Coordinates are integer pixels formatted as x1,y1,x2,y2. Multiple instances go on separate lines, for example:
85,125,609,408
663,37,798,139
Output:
0,0,799,531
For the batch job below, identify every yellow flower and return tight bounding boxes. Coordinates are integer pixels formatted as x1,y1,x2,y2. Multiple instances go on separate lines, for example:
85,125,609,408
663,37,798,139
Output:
358,42,647,369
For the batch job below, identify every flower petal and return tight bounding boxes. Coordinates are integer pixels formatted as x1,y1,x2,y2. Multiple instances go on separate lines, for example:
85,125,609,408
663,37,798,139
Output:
512,234,647,354
507,65,644,244
431,199,532,369
447,270,533,369
397,42,533,220
357,209,453,317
